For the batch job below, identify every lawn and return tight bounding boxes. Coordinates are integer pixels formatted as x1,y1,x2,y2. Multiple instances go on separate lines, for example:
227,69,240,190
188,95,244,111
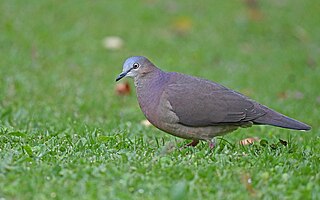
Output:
0,0,319,199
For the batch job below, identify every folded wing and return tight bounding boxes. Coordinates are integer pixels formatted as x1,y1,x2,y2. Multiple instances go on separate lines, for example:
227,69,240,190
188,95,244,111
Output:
166,74,266,127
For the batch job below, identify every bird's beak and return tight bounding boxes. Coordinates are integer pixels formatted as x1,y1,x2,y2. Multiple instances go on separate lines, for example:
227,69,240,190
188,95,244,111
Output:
116,71,127,82
116,68,133,82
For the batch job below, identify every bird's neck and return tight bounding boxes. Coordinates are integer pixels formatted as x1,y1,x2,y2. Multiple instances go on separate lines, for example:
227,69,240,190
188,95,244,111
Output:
134,68,166,89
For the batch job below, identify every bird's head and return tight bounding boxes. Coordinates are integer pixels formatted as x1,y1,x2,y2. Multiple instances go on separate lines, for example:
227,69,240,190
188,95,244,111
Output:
116,56,156,81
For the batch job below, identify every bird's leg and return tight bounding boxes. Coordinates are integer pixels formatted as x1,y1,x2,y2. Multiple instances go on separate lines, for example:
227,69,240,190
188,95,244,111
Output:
208,138,216,149
186,139,199,147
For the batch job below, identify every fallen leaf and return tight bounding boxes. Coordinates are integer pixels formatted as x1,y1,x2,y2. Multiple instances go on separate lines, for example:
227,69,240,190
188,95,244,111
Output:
244,0,263,21
278,90,304,100
102,36,124,50
172,16,192,35
115,82,130,95
277,91,288,100
239,137,260,145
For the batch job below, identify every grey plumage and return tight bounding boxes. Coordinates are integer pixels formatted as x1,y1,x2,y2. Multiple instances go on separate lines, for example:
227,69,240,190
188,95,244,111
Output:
116,56,311,147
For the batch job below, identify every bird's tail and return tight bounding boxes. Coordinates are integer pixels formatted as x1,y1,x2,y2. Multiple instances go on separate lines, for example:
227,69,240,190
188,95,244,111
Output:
253,107,311,131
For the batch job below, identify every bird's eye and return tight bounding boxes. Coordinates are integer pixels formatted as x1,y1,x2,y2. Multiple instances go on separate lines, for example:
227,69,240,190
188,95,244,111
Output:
133,63,140,69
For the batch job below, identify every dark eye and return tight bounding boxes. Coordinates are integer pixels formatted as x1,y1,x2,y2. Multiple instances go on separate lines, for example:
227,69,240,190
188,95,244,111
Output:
133,63,140,69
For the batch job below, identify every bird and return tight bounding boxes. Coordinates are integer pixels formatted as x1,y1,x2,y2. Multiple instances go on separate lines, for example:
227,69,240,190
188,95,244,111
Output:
116,56,311,148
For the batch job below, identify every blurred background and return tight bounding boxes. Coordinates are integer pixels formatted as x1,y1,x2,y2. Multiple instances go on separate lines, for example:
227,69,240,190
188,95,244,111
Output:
1,0,318,131
0,0,319,199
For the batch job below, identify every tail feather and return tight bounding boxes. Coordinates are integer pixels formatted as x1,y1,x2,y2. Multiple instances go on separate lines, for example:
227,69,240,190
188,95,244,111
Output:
253,108,311,131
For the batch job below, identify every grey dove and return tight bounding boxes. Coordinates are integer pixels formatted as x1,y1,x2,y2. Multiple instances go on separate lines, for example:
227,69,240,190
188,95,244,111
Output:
116,56,311,147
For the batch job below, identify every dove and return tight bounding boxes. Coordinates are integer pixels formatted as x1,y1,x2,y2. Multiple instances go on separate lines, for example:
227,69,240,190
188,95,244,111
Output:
116,56,311,147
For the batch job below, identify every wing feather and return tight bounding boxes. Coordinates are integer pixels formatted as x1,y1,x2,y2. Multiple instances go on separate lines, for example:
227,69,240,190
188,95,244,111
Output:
165,73,266,127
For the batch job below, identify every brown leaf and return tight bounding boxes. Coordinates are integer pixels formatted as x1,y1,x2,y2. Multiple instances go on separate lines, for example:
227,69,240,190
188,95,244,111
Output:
172,16,192,35
277,91,288,100
239,137,260,145
278,90,305,100
244,0,263,21
115,82,131,96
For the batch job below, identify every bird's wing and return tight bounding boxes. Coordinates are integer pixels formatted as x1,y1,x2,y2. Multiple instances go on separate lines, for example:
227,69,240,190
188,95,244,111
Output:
165,73,266,127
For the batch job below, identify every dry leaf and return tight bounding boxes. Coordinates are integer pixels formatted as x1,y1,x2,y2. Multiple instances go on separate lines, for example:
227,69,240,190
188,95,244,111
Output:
115,82,130,95
278,90,304,100
239,137,260,145
244,0,263,21
277,91,288,100
172,16,192,35
102,36,123,50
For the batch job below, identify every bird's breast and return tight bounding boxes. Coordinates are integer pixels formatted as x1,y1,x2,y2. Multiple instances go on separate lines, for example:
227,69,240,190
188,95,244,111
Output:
135,72,173,127
136,83,159,119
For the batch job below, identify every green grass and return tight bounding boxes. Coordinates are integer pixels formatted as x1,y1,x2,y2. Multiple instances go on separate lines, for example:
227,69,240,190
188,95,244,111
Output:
1,0,319,199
